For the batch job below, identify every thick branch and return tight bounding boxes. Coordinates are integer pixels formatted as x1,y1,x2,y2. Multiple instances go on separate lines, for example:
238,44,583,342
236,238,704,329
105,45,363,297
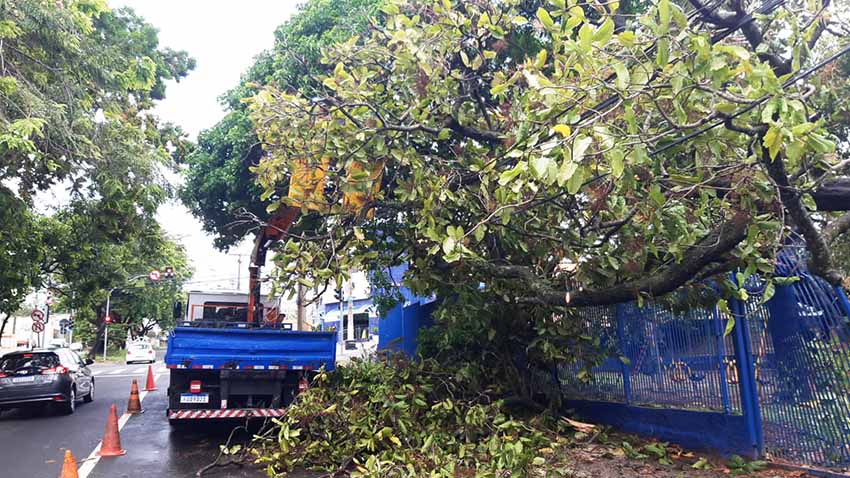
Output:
762,147,842,284
824,212,850,244
479,214,749,307
443,117,504,145
811,178,850,211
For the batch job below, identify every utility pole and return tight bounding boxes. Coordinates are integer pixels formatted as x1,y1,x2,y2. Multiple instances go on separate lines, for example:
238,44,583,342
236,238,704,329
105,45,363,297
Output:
104,288,115,361
228,253,247,291
296,282,306,331
346,280,355,342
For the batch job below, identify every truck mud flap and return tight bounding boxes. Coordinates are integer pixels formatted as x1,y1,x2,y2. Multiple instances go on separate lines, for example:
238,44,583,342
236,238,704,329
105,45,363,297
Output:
168,408,287,419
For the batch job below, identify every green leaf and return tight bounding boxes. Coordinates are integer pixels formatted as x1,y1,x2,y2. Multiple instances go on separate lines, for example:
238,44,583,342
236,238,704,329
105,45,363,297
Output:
656,38,670,67
763,126,783,160
381,3,399,15
531,156,554,183
578,24,593,53
723,316,735,337
535,49,548,69
566,165,586,194
558,159,578,186
717,44,751,61
442,237,457,255
612,61,630,90
760,282,775,304
593,18,614,45
536,8,555,30
610,149,625,178
658,0,671,33
572,135,592,163
618,31,636,46
498,162,525,186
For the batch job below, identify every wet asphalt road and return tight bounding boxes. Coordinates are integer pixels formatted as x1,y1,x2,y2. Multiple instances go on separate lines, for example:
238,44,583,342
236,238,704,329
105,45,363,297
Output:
0,353,275,478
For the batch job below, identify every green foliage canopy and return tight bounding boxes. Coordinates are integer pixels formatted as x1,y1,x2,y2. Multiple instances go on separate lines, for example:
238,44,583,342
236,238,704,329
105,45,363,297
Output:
249,0,850,317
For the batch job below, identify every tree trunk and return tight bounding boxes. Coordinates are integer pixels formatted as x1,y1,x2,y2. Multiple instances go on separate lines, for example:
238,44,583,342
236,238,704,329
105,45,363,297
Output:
87,304,105,359
0,313,11,346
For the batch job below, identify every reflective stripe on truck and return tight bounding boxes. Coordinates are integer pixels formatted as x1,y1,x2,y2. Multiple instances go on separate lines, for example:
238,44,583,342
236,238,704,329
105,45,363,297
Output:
168,408,287,419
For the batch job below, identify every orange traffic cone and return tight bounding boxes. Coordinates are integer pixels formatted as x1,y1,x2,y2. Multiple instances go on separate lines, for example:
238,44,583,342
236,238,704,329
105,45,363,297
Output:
59,450,79,478
97,404,126,456
143,365,157,391
127,379,143,415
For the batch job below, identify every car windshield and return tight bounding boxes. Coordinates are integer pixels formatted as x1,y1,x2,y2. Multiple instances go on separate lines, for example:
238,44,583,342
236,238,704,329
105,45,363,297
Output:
0,353,60,372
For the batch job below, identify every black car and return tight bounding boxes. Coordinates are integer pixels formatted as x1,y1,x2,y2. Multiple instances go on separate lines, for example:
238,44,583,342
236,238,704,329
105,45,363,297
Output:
0,348,95,415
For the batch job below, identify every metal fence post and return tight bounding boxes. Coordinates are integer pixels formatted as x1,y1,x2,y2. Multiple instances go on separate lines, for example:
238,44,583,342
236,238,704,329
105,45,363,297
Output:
835,286,850,317
712,306,732,415
616,304,632,404
729,293,764,459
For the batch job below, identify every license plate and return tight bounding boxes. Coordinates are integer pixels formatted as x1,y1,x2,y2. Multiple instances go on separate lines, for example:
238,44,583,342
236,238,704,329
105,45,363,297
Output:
12,376,35,384
180,393,209,404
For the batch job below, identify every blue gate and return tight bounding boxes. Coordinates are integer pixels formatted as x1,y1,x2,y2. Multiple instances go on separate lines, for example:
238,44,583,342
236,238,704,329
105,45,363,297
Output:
557,250,850,470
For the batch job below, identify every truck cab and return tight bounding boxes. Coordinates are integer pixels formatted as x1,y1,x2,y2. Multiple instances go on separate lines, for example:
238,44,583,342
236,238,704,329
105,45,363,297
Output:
165,290,336,423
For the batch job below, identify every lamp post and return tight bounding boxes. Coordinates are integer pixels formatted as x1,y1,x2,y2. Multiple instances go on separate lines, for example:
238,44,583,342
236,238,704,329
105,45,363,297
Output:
103,273,150,360
104,288,116,361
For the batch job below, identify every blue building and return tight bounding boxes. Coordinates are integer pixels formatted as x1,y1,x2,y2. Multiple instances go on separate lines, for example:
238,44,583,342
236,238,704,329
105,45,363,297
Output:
317,265,436,357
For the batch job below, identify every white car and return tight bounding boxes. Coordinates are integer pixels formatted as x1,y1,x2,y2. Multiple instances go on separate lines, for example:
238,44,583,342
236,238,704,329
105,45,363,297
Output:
125,342,156,364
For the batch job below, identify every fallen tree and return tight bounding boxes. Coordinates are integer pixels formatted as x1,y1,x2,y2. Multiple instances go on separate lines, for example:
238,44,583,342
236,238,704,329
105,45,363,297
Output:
250,357,567,477
248,0,850,315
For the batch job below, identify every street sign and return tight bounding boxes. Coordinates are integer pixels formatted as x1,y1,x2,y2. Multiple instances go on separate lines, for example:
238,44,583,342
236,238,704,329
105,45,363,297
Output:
32,321,44,333
149,269,161,281
31,309,45,321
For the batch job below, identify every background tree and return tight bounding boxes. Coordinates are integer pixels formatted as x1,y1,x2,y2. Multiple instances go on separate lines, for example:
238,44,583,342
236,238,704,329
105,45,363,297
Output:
40,203,192,356
248,0,850,387
180,0,382,250
0,0,194,351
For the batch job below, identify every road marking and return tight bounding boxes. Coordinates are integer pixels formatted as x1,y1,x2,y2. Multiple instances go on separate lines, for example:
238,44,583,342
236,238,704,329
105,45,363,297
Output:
77,373,162,478
107,367,127,375
91,374,148,379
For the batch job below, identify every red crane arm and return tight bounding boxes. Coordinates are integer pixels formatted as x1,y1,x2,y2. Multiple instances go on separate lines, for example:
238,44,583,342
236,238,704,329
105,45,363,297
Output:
247,207,300,324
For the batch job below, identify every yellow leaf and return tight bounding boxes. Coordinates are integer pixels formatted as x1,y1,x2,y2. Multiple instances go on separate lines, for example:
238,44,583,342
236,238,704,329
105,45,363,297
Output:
553,124,572,137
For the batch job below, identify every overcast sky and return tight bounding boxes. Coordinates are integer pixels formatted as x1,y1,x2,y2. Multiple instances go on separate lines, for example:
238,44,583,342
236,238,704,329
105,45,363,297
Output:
109,0,300,292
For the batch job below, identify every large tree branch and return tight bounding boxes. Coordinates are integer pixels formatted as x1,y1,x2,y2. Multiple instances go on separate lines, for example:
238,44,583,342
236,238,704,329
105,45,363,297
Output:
443,117,504,145
811,177,850,211
761,146,843,284
477,213,749,307
824,212,850,244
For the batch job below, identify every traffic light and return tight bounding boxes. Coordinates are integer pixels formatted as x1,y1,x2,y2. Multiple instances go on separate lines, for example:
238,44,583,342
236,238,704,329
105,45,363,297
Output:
334,289,343,302
165,266,174,279
104,315,113,324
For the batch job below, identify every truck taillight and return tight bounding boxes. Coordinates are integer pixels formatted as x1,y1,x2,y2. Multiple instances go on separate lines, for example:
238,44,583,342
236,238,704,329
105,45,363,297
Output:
298,376,309,393
189,380,202,393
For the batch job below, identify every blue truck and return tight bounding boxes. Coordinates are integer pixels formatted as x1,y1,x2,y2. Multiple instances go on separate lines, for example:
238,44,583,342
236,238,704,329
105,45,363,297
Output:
165,290,336,423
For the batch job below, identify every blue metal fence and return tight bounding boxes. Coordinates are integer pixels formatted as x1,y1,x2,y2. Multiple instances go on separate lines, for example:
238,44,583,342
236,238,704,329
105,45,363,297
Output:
558,250,850,470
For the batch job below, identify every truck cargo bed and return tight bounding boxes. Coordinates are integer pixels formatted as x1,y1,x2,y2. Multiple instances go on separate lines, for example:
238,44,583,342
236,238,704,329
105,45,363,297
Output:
164,327,336,371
